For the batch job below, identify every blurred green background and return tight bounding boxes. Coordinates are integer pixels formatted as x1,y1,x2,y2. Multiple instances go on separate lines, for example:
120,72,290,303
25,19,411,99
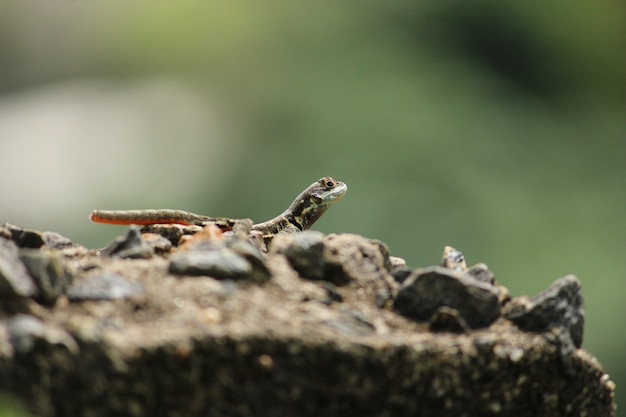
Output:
0,0,623,412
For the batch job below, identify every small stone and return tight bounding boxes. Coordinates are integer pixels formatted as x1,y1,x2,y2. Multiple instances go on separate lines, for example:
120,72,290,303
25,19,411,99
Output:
466,263,496,285
0,226,11,240
504,275,584,348
141,233,173,254
495,285,511,306
323,306,377,336
169,246,252,279
0,239,38,298
391,267,413,284
278,231,328,281
231,218,254,239
68,272,144,301
2,223,45,249
101,226,154,259
393,266,500,329
19,249,72,305
440,246,466,272
8,314,78,354
42,231,74,250
388,256,407,270
429,306,471,333
227,239,270,281
140,224,200,246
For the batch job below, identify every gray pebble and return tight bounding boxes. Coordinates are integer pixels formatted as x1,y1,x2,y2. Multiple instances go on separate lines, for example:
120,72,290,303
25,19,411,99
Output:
141,233,173,254
42,231,74,249
504,275,584,348
466,263,496,285
169,247,252,279
19,249,72,305
8,314,78,354
68,272,144,301
101,226,153,259
393,266,500,329
227,239,270,281
140,224,201,246
279,231,327,280
0,239,38,298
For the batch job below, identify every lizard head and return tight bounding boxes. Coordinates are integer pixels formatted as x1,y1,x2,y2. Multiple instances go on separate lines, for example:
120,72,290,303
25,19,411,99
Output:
288,176,347,230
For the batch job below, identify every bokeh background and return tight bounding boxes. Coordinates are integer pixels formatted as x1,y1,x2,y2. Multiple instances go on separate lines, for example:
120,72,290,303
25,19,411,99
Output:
1,0,623,413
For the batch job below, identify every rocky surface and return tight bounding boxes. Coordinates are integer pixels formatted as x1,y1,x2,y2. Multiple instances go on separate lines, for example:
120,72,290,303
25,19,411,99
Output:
0,222,617,417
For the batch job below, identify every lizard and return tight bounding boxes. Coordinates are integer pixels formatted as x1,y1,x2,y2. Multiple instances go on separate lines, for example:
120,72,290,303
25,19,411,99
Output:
90,176,348,239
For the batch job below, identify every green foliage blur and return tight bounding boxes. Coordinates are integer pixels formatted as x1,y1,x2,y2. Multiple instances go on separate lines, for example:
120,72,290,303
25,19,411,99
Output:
0,0,623,410
0,394,31,417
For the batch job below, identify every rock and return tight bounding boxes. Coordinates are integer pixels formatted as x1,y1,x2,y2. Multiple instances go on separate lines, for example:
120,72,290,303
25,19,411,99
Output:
140,223,203,246
466,263,496,285
0,226,12,240
440,245,466,271
502,276,585,377
274,233,395,307
428,306,471,333
100,226,153,259
169,245,252,279
7,314,78,354
318,282,343,304
0,226,616,417
140,233,173,254
277,231,328,280
464,263,510,305
388,256,407,270
41,231,74,250
394,266,500,329
19,249,72,305
390,267,413,284
323,306,377,336
68,272,144,301
504,275,584,348
0,239,38,298
227,239,271,281
2,223,45,249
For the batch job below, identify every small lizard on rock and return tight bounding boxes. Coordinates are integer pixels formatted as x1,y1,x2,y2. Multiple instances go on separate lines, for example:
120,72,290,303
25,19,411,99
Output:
90,177,347,239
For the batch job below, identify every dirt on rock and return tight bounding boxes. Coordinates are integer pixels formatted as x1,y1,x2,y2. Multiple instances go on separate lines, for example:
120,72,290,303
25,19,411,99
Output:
0,223,617,417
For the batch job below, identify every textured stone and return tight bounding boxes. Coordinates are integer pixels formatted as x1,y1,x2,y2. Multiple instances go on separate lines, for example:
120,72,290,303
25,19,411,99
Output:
394,266,500,329
428,306,471,333
466,263,496,284
140,232,173,254
169,246,252,279
7,314,78,354
68,272,144,301
0,239,38,298
504,275,584,348
41,231,74,250
227,239,271,281
19,249,72,305
140,223,202,245
2,223,45,249
0,229,615,417
101,226,153,259
277,231,327,280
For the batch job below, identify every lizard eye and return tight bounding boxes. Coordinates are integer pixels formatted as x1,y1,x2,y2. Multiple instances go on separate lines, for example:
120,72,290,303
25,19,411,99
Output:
323,178,336,188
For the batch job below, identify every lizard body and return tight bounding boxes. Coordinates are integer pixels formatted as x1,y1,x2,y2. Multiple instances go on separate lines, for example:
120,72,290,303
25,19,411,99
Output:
90,177,347,237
